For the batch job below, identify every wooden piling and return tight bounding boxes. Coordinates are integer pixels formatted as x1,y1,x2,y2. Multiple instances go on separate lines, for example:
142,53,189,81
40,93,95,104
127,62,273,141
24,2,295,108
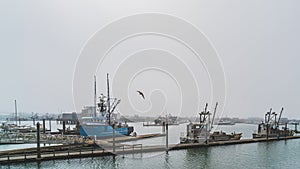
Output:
165,113,169,150
49,119,51,131
43,119,46,134
36,122,41,159
62,121,66,134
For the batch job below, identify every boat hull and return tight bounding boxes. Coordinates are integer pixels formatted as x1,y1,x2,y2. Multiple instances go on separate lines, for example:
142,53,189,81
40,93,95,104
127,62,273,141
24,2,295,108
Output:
79,125,133,137
209,132,242,142
252,132,294,139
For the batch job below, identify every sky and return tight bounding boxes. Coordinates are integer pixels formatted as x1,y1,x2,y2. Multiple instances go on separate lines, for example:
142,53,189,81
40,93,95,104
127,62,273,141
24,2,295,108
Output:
0,0,299,119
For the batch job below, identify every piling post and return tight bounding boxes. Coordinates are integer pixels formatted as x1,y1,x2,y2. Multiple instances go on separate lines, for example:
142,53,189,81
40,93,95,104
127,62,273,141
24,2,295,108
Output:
285,123,287,139
33,115,35,126
266,123,269,140
62,121,66,134
205,123,208,144
166,122,169,151
43,119,46,134
49,119,51,131
112,123,115,153
37,122,41,159
76,120,80,133
14,100,18,126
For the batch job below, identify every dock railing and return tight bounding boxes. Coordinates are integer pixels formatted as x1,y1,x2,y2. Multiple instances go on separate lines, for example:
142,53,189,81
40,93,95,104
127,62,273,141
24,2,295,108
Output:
120,144,143,153
0,133,92,145
0,145,106,164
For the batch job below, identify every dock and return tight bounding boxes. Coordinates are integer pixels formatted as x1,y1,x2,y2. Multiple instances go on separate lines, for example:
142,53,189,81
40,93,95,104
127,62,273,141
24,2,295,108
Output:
0,133,165,145
1,135,299,165
0,133,86,145
142,123,179,127
103,133,165,143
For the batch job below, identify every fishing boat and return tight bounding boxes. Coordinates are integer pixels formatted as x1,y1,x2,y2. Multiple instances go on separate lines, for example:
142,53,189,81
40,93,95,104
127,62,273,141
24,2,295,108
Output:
252,107,294,139
180,122,242,143
216,120,235,125
0,101,41,133
180,103,242,144
143,114,179,126
289,121,300,134
79,74,134,137
209,131,242,141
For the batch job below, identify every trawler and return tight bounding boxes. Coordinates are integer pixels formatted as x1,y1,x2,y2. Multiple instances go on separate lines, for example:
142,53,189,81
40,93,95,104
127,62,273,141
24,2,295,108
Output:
216,120,235,125
143,114,179,126
79,74,134,137
252,108,294,138
180,103,242,143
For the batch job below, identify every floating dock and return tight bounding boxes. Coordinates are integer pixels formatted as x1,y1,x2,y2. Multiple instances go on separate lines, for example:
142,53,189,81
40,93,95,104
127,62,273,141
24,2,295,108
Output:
0,135,299,165
103,133,165,143
0,133,165,145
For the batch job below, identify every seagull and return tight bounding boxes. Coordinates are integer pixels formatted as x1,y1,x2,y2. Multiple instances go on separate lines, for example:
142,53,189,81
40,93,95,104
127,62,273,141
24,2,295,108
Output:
136,90,145,99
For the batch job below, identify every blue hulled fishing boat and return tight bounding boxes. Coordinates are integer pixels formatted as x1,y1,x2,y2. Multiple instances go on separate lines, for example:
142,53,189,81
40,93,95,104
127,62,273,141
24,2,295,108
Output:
79,74,134,137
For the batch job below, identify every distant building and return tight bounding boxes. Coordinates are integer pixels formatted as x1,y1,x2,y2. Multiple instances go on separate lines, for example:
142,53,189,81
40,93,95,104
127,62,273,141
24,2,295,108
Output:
279,117,289,124
58,112,78,124
81,106,96,117
245,117,263,124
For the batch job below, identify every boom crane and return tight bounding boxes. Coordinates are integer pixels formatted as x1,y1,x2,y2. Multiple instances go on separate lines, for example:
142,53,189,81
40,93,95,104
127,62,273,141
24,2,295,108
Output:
110,99,121,115
277,107,284,128
211,102,218,129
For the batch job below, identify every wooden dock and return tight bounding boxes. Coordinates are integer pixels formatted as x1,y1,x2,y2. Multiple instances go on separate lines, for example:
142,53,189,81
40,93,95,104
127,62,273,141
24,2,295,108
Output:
103,133,165,143
0,133,87,145
0,135,300,165
0,133,165,145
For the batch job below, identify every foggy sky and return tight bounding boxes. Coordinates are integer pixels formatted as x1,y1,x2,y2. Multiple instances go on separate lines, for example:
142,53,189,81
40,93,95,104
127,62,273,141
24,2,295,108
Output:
0,0,299,119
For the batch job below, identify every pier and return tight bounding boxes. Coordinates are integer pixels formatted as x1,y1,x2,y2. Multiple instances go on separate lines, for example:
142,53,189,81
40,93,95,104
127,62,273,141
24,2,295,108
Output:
0,133,165,145
1,135,299,165
0,133,86,145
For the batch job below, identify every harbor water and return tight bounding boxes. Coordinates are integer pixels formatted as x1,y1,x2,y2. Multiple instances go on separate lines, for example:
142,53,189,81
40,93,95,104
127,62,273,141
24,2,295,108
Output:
1,123,299,169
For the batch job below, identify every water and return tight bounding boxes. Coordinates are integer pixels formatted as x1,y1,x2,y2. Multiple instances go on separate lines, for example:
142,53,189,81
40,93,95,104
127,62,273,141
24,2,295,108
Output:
1,139,299,169
1,123,299,169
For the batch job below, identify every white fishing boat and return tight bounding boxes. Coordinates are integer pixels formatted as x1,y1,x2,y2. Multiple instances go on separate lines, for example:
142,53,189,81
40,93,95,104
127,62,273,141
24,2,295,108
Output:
180,103,242,144
253,108,294,138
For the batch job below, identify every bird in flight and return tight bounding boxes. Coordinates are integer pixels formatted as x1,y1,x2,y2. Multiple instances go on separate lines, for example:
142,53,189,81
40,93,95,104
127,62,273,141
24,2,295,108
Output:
136,90,145,99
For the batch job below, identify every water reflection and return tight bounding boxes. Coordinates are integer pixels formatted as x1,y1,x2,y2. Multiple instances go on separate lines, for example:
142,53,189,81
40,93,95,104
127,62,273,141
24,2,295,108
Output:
1,139,299,169
163,152,171,169
37,161,41,169
184,147,210,168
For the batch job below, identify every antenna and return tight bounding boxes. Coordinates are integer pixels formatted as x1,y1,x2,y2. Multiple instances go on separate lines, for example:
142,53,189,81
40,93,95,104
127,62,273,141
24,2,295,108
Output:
94,75,97,117
204,103,208,114
107,73,111,125
14,100,18,125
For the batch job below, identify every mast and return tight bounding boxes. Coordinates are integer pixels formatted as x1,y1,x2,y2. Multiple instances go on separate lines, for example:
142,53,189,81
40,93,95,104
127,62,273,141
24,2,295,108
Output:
268,108,272,122
265,108,272,123
107,73,111,125
203,103,208,122
14,100,18,125
200,103,208,123
94,75,97,117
